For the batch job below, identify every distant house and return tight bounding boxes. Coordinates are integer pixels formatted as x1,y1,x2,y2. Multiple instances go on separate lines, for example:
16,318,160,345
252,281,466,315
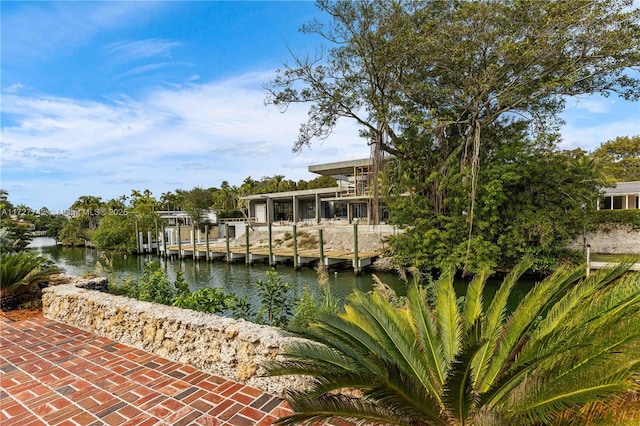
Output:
598,181,640,210
241,157,388,225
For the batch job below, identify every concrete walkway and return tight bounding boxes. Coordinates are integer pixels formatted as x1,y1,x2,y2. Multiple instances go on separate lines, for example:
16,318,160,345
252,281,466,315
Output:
0,316,297,425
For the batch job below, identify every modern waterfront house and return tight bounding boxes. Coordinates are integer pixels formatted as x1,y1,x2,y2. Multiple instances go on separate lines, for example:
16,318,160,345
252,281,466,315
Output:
241,158,388,226
598,181,640,210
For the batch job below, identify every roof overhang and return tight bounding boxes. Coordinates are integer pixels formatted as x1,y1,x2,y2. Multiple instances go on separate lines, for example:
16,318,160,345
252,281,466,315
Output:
308,158,377,176
240,187,341,201
602,181,640,196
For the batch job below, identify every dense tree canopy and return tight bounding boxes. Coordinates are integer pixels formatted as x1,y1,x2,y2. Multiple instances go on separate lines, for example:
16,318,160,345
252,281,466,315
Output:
266,0,640,271
592,135,640,182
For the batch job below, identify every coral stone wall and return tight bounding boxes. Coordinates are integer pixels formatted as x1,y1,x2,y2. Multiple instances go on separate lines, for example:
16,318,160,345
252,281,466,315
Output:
568,226,640,254
42,281,307,396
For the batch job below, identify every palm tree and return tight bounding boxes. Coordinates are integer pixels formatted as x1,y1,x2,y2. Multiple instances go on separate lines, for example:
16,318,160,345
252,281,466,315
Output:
0,251,60,309
267,258,640,425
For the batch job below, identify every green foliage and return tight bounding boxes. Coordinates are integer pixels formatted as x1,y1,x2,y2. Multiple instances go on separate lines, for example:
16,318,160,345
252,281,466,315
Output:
592,135,640,182
117,262,174,305
588,209,640,230
57,219,89,247
137,262,174,305
93,213,136,253
173,287,237,314
388,126,604,273
290,266,340,330
0,252,60,309
289,286,319,330
256,269,295,327
268,258,640,426
267,0,639,272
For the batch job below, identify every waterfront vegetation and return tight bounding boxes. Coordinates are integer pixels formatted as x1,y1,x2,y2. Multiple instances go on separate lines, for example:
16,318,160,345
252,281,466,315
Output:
2,0,640,422
268,258,640,426
108,262,337,329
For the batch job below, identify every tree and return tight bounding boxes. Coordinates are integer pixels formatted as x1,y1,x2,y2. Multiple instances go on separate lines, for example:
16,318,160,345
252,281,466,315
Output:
592,135,640,182
128,189,159,235
70,195,104,229
267,0,640,271
268,259,640,425
387,122,604,272
58,219,88,246
212,181,239,216
93,214,136,253
182,187,214,227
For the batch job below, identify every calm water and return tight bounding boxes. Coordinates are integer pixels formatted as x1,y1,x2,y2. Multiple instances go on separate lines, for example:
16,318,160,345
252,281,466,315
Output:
29,237,534,308
28,237,406,302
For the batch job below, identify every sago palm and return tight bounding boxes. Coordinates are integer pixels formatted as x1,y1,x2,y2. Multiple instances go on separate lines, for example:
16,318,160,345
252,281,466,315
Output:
0,252,60,300
267,258,640,425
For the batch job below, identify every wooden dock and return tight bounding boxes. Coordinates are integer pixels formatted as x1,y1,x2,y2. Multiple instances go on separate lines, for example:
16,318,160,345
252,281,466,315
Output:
589,261,640,271
160,243,380,273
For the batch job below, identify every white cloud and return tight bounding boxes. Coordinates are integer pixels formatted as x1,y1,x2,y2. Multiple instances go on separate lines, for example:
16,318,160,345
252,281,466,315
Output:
559,118,640,152
1,2,164,63
0,70,369,210
104,39,181,63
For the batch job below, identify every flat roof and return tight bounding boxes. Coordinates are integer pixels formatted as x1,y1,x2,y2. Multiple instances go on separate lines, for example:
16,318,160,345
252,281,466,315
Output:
241,187,341,201
308,158,376,176
603,181,640,196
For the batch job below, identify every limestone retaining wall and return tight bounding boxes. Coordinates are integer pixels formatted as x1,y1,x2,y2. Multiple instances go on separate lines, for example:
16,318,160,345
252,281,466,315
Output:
567,225,640,254
42,281,308,396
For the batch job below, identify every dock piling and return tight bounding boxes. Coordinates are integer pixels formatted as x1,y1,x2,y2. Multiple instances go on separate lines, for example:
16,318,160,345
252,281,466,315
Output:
293,225,299,270
268,223,273,267
353,223,360,275
319,229,325,266
225,224,230,263
245,225,250,265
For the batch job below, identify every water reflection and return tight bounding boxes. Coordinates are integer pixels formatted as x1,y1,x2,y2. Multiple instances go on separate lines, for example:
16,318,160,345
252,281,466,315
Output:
29,237,533,310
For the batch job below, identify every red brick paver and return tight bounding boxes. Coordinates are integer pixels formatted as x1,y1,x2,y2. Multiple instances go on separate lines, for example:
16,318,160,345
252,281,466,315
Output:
0,317,294,425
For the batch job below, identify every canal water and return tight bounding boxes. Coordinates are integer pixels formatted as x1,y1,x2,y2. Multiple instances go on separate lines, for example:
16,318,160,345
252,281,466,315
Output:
28,237,406,302
29,237,534,308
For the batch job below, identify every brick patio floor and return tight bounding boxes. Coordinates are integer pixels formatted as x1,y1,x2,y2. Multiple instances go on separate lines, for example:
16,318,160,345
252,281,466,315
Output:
0,316,296,426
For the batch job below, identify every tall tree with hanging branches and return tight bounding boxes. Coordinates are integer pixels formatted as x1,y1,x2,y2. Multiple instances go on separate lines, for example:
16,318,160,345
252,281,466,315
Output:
266,0,640,271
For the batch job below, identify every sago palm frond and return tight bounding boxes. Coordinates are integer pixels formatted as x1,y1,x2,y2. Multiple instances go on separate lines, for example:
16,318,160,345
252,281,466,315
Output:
0,251,60,295
267,259,640,426
434,267,462,366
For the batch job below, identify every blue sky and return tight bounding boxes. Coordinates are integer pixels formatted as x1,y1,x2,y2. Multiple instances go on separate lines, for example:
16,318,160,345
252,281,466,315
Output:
2,1,639,211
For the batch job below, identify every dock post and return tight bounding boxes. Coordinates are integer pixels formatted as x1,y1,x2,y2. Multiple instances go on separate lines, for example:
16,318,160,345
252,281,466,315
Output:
318,229,325,266
161,223,166,258
245,225,250,266
155,221,160,256
192,224,197,261
353,223,360,275
135,221,139,254
205,224,210,261
177,223,182,259
147,231,153,255
268,223,273,267
293,225,299,270
225,224,231,263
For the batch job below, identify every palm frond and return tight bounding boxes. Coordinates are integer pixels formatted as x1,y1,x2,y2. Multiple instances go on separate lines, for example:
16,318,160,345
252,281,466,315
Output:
462,266,489,333
478,264,583,391
483,256,532,340
471,258,532,392
277,392,438,426
345,290,444,400
434,266,461,365
407,283,447,388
